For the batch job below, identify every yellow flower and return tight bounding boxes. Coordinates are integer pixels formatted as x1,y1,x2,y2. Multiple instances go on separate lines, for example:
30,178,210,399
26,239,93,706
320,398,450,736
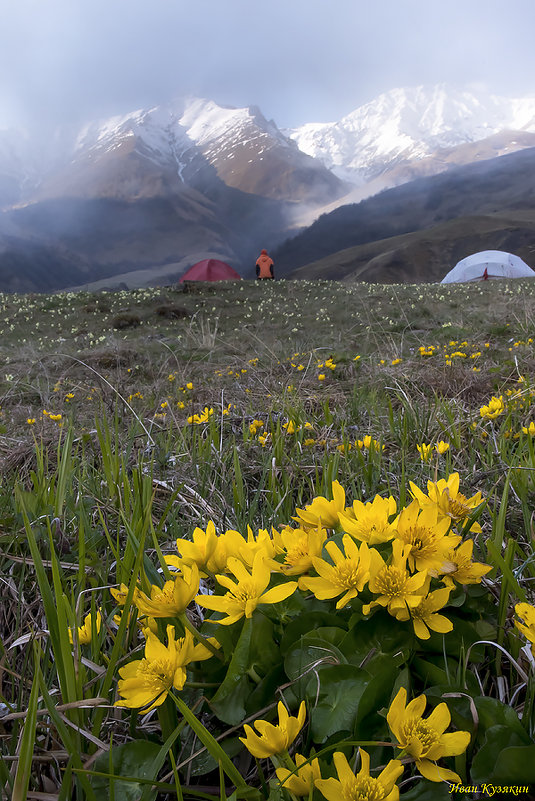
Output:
409,473,483,533
133,565,200,618
115,626,212,711
187,406,214,424
172,521,219,575
196,553,297,625
221,525,277,570
356,435,383,451
299,535,371,609
387,687,471,782
276,753,321,796
418,346,435,357
110,583,130,606
283,420,299,434
315,750,403,801
249,419,264,435
272,524,327,576
435,441,450,454
338,494,397,545
441,539,491,585
393,501,458,574
363,540,428,617
239,700,306,758
480,395,504,420
417,443,433,462
318,373,326,381
522,422,535,436
394,581,453,639
27,418,36,425
391,358,402,366
294,480,345,530
69,610,102,645
515,602,535,656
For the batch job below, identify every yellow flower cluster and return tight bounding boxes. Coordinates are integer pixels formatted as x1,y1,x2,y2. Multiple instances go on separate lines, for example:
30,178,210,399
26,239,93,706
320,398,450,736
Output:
157,475,490,641
241,685,470,793
187,406,214,424
108,472,483,785
291,476,489,639
417,440,450,461
480,395,504,420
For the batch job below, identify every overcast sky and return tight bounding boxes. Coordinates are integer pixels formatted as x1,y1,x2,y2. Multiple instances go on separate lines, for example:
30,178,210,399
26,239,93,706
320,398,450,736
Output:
2,0,535,133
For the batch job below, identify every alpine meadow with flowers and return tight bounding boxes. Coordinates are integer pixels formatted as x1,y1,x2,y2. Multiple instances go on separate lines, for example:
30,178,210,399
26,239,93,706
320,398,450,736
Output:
3,278,535,799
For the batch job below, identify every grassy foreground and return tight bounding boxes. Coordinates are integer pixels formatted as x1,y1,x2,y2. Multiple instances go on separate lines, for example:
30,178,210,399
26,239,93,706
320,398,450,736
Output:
2,278,535,800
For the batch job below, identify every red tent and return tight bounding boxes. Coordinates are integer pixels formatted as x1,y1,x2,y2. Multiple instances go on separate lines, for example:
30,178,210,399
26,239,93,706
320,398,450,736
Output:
179,259,241,282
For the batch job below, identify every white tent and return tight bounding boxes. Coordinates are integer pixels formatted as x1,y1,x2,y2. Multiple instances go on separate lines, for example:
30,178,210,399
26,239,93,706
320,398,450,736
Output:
441,250,535,283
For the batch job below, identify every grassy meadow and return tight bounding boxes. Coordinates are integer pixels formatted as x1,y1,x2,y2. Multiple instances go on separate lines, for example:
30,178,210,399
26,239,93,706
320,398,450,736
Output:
2,277,535,800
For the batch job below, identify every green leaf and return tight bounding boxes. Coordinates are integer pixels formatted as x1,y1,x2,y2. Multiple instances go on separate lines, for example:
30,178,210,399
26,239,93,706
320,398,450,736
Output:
411,655,480,695
284,633,347,698
419,615,491,662
92,741,161,801
471,725,535,784
245,664,286,715
343,608,413,663
474,697,529,742
306,664,370,742
170,693,247,789
249,614,281,676
354,656,398,737
210,615,279,724
12,646,40,801
280,610,345,655
210,618,253,724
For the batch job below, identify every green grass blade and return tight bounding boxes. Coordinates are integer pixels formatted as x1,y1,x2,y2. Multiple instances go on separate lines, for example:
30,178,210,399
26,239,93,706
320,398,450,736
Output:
12,644,40,801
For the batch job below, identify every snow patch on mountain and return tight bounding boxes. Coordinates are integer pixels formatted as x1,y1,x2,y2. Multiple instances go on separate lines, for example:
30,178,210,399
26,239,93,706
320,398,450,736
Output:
288,84,535,182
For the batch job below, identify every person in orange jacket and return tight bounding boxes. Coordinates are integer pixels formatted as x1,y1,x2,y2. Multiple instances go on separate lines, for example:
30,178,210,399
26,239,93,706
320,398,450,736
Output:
256,249,274,279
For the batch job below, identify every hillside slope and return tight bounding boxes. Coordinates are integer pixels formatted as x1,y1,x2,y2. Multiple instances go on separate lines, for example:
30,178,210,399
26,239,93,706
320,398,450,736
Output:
277,146,535,282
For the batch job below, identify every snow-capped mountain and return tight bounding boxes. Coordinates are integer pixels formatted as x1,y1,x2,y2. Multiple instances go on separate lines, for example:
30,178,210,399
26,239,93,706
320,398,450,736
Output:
10,97,344,205
2,84,535,291
288,84,535,183
0,98,347,291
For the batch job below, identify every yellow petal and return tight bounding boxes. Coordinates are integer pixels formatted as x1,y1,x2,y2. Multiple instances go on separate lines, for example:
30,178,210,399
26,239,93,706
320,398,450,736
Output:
259,581,298,605
417,758,461,783
426,613,453,634
434,730,471,758
412,617,431,639
405,693,427,720
314,777,342,801
387,687,408,733
332,751,355,784
425,702,450,735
